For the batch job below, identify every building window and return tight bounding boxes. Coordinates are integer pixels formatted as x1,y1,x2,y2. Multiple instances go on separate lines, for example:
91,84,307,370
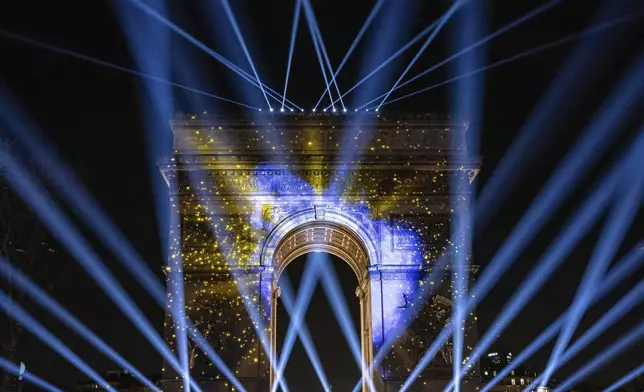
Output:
484,371,488,376
511,379,516,386
520,379,525,386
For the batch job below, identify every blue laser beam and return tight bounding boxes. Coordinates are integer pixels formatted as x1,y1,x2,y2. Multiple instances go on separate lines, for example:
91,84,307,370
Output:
453,141,644,391
526,278,644,391
0,259,161,392
368,10,644,109
350,256,453,392
356,0,565,111
604,363,644,392
0,96,246,390
0,150,202,392
449,217,470,392
474,0,631,232
0,30,259,107
376,0,462,110
301,0,336,111
540,159,644,387
167,199,191,392
553,322,644,392
282,0,302,111
448,179,474,392
272,259,321,392
447,1,485,388
0,91,166,306
279,276,331,391
187,324,247,392
406,44,644,334
324,14,442,111
0,89,181,391
220,0,272,110
450,133,644,388
0,289,116,391
357,60,643,386
313,0,386,110
480,244,644,392
0,357,63,392
184,172,278,384
319,257,377,392
302,0,345,111
403,129,644,390
123,0,302,111
442,168,621,391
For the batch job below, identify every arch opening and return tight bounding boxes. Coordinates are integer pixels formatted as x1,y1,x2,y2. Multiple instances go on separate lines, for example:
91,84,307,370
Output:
275,253,362,391
265,217,375,392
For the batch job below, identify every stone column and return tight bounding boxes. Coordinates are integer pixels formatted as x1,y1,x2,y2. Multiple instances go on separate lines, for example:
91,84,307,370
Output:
356,280,375,392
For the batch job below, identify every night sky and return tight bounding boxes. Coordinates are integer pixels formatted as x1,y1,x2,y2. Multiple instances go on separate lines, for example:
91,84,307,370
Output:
1,0,643,390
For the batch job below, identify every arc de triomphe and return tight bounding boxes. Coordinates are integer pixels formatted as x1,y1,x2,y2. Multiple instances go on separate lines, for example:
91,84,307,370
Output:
159,114,480,391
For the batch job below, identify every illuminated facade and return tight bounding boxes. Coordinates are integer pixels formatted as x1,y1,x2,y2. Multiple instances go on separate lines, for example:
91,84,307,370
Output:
159,114,480,391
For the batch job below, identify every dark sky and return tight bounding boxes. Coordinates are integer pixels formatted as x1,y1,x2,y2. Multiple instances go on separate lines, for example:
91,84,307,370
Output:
0,0,643,390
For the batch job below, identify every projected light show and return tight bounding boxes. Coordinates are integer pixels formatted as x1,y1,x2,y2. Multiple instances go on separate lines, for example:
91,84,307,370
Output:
0,1,643,392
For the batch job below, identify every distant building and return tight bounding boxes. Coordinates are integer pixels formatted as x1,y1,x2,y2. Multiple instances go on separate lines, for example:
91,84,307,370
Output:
483,367,543,392
481,348,515,378
76,370,158,392
480,350,574,392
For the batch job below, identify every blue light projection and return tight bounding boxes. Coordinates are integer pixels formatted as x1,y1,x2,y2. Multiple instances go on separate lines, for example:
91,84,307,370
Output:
480,245,644,392
0,91,247,391
282,0,303,111
0,259,161,392
552,323,644,392
303,0,346,111
271,259,320,392
368,10,644,109
0,29,260,110
375,1,461,110
539,153,644,387
0,147,203,392
279,276,331,390
355,0,564,111
604,363,644,392
313,0,386,110
437,131,644,391
527,277,644,391
0,289,116,392
124,0,302,111
1,0,641,390
474,0,625,232
326,7,441,111
164,120,462,389
0,357,62,392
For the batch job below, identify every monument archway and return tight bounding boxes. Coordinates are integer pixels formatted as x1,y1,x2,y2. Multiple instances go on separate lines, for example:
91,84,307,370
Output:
261,208,377,391
159,114,482,392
